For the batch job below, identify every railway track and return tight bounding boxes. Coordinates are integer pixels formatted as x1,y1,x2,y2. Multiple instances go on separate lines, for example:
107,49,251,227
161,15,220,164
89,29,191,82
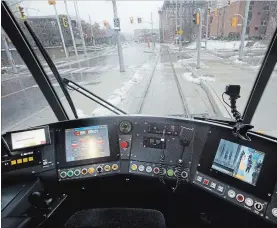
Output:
138,46,190,118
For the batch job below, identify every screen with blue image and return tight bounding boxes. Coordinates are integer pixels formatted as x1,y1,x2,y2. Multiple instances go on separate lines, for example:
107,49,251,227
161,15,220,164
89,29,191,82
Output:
212,139,265,186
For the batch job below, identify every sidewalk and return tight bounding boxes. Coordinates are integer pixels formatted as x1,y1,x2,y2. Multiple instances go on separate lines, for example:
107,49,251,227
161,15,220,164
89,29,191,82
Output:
186,59,277,136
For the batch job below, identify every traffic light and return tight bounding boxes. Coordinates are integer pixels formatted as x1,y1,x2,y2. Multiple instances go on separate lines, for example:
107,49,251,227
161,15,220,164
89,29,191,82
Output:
17,5,26,19
231,17,237,27
208,8,210,15
103,20,108,27
62,16,68,28
228,0,231,6
137,18,142,23
130,17,134,24
193,13,200,25
215,8,218,16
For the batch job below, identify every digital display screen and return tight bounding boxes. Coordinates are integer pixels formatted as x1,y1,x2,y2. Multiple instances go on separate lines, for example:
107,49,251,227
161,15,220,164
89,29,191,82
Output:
211,139,265,186
65,125,110,162
11,128,47,150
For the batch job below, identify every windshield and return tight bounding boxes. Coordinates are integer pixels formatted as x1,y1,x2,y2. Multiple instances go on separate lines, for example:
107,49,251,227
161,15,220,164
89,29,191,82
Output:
2,0,277,137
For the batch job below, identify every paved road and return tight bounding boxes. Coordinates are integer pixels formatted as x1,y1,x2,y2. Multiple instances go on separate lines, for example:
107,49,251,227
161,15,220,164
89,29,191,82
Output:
1,43,155,133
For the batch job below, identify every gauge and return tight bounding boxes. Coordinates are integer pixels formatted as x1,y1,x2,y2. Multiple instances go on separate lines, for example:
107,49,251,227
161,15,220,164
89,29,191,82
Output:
119,121,132,134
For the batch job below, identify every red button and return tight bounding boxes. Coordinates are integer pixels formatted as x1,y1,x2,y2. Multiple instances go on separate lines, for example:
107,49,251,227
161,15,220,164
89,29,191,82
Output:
236,194,245,203
120,141,129,149
153,167,159,174
203,179,209,185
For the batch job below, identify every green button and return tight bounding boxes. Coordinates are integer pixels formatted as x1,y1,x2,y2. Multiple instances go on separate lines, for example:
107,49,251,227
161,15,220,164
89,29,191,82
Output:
167,169,174,177
67,170,73,177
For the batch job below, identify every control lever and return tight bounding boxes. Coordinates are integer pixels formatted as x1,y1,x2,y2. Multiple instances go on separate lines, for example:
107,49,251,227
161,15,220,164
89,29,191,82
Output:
173,127,194,192
28,191,53,210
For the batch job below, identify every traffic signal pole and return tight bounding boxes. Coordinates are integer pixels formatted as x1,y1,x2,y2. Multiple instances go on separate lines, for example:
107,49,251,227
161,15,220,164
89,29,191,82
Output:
239,0,250,60
112,0,125,72
64,0,78,57
53,4,68,58
197,8,202,69
205,3,209,50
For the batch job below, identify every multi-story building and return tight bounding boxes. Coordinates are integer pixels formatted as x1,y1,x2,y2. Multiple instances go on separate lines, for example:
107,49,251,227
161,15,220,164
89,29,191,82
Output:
159,0,207,43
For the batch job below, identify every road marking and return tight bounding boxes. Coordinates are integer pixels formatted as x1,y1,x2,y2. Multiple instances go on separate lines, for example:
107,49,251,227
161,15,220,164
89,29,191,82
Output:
70,67,87,73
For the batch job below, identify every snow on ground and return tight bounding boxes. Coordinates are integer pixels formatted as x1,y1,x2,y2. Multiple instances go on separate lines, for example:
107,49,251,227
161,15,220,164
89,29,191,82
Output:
182,72,215,85
186,40,247,51
91,61,150,116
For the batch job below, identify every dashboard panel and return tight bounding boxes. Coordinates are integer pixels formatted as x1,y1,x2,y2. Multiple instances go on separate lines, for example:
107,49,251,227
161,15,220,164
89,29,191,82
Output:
1,115,277,224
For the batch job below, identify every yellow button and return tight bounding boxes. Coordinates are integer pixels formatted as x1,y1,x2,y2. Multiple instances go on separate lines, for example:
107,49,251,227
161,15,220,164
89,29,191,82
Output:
23,158,28,163
17,159,22,164
11,160,16,165
28,157,34,161
88,167,95,174
112,164,119,171
104,165,111,172
131,164,137,171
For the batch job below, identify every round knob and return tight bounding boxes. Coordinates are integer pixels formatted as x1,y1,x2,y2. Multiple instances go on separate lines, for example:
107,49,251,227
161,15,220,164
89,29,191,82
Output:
120,141,129,149
97,166,103,173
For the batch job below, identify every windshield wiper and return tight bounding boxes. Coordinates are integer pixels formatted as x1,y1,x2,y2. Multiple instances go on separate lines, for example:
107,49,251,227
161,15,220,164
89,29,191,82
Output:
24,21,126,117
24,21,79,119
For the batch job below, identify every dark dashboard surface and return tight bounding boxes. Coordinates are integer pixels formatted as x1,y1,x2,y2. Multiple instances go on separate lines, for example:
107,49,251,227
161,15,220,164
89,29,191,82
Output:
2,115,277,224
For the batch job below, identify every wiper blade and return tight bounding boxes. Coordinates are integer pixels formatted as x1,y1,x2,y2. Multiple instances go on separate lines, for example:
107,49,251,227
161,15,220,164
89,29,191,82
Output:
63,78,127,115
193,115,236,126
24,21,79,119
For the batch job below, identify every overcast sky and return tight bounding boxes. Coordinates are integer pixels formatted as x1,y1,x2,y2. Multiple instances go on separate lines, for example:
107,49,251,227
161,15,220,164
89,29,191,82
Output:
22,0,163,35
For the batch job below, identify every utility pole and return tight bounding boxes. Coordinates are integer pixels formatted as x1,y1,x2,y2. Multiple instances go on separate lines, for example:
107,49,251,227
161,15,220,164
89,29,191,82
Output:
73,0,87,57
112,0,125,72
2,32,18,74
175,0,178,44
89,14,96,52
205,3,209,50
53,4,68,58
64,0,78,57
239,0,250,60
197,8,202,69
179,2,182,51
151,12,155,48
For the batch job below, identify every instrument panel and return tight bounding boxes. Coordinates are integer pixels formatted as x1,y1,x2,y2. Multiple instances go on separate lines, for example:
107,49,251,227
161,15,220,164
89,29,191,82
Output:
2,115,277,224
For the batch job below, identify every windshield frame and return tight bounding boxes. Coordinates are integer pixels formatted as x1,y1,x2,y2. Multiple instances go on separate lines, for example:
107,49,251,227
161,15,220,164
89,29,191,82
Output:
1,1,69,122
2,0,277,135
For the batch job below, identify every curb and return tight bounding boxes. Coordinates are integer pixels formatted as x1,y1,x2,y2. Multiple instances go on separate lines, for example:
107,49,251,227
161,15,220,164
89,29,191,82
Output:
182,63,231,118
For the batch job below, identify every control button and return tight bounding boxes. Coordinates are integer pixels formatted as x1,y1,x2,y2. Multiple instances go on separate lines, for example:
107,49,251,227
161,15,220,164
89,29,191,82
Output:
60,171,67,178
67,170,73,177
28,157,34,162
203,179,209,185
120,141,129,149
112,164,119,171
245,198,254,207
181,171,188,179
167,169,174,177
138,165,145,172
81,168,87,175
131,164,137,171
254,202,263,211
217,185,224,193
74,169,81,176
23,158,28,163
272,208,277,217
153,167,160,175
96,166,103,173
11,160,16,165
104,165,111,172
161,168,166,175
236,194,245,203
210,182,216,189
227,190,236,198
17,159,22,164
88,167,95,174
196,175,202,182
174,170,178,177
146,166,152,173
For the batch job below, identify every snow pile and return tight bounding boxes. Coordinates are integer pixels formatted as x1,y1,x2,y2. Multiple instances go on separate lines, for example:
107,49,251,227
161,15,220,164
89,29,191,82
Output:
252,42,267,49
91,68,145,116
183,72,215,85
186,40,249,51
76,109,89,118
